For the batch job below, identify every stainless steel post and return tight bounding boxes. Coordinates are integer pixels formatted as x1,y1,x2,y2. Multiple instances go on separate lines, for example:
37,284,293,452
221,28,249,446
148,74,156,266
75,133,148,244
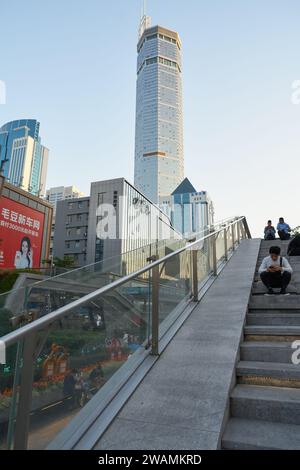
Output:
151,263,160,356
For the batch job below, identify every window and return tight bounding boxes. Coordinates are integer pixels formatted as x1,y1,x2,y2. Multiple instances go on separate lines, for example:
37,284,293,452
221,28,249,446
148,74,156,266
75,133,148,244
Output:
65,242,70,249
78,201,83,209
75,240,80,248
77,214,82,222
146,57,158,66
98,193,105,205
68,202,73,209
76,227,81,235
66,228,71,237
147,33,157,41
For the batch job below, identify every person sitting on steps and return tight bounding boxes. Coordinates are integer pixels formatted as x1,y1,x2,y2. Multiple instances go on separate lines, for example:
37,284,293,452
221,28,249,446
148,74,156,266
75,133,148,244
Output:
259,246,292,295
288,234,300,256
277,217,291,240
264,220,276,240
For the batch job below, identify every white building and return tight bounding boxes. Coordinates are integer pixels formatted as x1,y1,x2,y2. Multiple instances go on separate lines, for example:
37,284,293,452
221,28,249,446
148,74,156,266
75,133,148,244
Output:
134,15,184,204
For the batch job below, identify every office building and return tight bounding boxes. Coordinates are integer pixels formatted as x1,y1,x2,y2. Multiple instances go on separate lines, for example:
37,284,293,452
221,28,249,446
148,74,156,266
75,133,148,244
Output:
46,186,86,258
0,120,49,197
160,178,214,237
46,186,85,216
52,197,90,266
53,178,183,270
134,14,184,203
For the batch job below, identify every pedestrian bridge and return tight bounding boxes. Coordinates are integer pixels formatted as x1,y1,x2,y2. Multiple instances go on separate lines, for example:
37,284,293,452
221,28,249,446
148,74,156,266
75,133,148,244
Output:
1,217,300,450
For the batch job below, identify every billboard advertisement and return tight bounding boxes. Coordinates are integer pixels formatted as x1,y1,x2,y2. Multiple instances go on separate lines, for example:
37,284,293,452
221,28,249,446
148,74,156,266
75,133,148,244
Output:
0,196,45,269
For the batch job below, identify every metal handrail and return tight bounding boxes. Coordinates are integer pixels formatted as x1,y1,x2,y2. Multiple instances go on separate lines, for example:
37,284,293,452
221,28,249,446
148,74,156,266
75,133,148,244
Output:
1,216,248,348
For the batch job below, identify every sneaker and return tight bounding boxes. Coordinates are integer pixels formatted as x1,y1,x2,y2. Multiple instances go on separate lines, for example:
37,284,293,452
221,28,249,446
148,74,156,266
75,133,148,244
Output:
265,288,275,296
280,289,290,296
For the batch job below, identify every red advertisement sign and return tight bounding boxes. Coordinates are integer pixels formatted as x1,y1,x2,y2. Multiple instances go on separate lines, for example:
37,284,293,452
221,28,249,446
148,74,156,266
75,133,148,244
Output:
0,196,45,269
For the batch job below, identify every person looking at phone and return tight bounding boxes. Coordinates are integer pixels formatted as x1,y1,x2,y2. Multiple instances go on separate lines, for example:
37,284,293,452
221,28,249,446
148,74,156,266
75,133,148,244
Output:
259,246,292,295
264,220,276,240
14,236,33,269
277,217,291,240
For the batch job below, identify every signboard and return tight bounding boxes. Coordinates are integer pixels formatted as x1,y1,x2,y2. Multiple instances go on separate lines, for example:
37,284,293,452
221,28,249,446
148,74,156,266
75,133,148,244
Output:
0,196,45,269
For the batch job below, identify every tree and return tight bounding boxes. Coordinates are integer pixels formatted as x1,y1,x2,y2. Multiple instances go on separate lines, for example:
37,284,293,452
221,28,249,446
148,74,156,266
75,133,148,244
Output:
53,256,75,268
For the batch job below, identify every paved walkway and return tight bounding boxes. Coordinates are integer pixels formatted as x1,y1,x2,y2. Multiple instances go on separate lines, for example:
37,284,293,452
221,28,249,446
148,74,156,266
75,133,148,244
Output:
94,239,261,450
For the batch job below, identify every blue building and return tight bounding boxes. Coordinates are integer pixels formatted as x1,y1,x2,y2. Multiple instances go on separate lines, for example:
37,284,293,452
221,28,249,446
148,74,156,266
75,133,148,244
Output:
0,119,49,196
160,178,214,237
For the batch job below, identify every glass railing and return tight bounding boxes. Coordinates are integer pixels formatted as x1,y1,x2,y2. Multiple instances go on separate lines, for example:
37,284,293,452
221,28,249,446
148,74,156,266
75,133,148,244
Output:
0,216,251,450
0,236,186,334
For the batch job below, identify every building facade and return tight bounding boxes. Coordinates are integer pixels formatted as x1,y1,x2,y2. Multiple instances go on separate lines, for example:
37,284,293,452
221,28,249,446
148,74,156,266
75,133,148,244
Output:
134,16,184,204
160,178,214,237
53,178,183,270
0,120,49,197
46,186,86,257
52,197,90,266
0,175,52,269
46,186,85,216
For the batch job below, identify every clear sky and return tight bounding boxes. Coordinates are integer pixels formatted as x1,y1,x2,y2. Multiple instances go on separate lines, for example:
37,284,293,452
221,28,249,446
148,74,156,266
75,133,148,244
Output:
1,0,300,236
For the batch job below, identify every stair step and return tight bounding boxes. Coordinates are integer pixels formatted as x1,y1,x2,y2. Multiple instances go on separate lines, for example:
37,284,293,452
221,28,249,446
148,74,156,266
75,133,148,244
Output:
248,309,300,314
222,418,300,450
241,341,296,363
237,361,300,387
249,296,300,310
247,313,300,326
245,325,300,341
252,284,299,295
231,384,300,424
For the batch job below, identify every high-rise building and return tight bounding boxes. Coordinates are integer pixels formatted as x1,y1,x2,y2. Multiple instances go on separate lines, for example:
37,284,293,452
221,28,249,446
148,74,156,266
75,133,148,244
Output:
134,14,184,204
0,119,49,197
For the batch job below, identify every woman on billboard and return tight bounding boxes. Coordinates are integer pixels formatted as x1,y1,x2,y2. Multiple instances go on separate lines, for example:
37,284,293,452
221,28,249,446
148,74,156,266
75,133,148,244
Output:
14,236,33,269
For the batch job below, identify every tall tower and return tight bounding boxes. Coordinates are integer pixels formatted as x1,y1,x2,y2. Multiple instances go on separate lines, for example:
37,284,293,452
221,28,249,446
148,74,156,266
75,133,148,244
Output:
134,13,184,204
0,119,49,197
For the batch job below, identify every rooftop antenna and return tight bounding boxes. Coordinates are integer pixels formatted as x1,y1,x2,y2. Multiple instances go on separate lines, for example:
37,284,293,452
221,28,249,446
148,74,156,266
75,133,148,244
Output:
139,0,151,39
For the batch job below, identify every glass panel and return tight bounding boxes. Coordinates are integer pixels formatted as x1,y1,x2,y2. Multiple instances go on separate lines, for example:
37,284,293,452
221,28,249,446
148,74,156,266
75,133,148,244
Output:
1,272,151,450
158,250,191,326
0,238,186,334
0,342,22,450
196,239,212,285
216,230,225,264
226,226,233,252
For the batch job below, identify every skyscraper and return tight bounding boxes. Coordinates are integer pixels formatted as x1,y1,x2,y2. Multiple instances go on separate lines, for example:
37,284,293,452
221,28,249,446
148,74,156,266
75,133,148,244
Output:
0,119,49,197
134,14,184,204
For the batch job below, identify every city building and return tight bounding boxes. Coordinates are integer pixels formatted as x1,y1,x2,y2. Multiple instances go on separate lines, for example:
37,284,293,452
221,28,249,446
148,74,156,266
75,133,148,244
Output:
46,186,86,257
160,178,214,237
46,186,85,216
0,120,49,197
53,178,183,270
52,196,90,266
134,14,184,204
0,175,53,269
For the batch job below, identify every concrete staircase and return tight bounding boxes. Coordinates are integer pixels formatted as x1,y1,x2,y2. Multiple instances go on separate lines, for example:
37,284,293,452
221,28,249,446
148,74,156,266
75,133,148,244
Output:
222,240,300,449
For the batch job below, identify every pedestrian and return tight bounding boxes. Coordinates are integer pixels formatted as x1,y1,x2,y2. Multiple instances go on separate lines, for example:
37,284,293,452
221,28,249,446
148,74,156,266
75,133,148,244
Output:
259,246,292,295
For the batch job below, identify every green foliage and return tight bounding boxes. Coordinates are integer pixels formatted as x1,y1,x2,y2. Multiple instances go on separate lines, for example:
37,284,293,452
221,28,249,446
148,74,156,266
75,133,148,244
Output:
47,329,107,355
53,256,75,268
291,226,300,236
0,270,19,296
0,269,43,297
0,308,12,337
